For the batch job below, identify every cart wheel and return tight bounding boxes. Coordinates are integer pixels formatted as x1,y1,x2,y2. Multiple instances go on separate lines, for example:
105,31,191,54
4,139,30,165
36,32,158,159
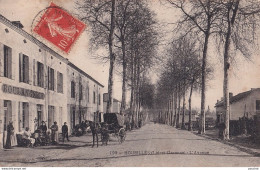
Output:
118,128,126,143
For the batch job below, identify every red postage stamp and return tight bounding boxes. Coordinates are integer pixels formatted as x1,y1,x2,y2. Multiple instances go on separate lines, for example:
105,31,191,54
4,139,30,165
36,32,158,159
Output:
33,2,86,53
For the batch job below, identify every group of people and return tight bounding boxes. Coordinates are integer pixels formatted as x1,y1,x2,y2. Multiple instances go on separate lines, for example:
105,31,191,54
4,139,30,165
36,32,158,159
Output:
4,121,70,149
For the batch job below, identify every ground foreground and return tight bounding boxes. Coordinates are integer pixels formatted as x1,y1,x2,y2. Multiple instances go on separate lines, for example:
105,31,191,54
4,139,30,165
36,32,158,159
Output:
0,123,259,167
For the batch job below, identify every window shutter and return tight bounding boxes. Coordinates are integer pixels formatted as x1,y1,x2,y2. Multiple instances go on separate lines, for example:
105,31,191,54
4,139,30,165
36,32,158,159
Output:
10,47,15,80
33,59,36,85
60,73,63,93
28,56,32,85
41,63,44,87
47,67,50,89
23,55,29,84
54,70,57,91
19,53,23,82
0,43,4,77
44,65,48,88
8,47,12,79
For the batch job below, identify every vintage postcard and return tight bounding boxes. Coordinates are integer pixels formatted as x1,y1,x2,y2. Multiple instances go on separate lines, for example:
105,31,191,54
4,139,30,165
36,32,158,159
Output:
0,0,259,168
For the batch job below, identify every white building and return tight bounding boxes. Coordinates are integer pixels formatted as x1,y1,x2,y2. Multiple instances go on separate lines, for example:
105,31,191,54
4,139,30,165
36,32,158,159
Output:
103,93,121,114
215,88,260,124
0,14,104,149
67,62,103,132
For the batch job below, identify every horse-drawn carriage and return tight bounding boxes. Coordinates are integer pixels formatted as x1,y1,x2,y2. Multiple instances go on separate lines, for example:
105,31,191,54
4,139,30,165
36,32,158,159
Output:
103,113,126,143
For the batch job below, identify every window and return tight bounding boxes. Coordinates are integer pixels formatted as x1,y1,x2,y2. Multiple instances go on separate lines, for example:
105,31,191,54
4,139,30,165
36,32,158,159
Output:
79,83,82,100
36,104,43,127
256,100,260,111
86,82,89,103
3,100,12,131
93,91,96,104
98,94,101,105
57,72,63,93
37,62,44,87
48,105,55,128
71,81,75,98
3,45,12,79
19,54,29,83
22,102,29,129
48,67,54,91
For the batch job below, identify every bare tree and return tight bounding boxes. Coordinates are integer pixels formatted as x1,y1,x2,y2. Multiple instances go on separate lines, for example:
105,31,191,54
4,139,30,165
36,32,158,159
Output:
214,0,260,140
76,0,117,113
166,0,221,134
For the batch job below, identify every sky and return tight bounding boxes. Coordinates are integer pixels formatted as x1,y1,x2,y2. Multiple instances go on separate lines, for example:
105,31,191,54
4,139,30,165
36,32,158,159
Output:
1,0,260,111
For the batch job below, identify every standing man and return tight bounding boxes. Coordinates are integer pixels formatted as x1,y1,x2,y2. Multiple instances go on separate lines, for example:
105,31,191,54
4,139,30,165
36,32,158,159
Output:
50,121,59,144
62,122,69,142
5,121,14,149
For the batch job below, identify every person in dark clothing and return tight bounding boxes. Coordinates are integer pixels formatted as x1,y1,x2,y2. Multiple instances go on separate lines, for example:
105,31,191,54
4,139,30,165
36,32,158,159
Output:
39,121,47,134
89,121,99,148
5,121,14,149
62,122,69,142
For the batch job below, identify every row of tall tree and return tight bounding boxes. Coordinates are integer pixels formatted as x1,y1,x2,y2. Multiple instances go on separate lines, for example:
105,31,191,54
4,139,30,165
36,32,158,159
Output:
76,0,158,126
156,36,205,131
158,0,260,139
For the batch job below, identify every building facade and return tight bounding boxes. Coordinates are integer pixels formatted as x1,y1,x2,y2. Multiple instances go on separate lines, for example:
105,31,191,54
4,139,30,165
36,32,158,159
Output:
67,62,103,132
103,93,121,114
215,88,260,124
0,15,103,149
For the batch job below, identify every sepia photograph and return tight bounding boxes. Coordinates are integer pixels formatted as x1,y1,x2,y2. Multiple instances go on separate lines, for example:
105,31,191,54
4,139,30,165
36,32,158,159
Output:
0,0,259,168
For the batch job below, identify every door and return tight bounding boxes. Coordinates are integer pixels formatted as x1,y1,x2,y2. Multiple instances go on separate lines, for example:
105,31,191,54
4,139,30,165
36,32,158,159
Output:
3,100,12,131
71,106,76,128
22,102,29,129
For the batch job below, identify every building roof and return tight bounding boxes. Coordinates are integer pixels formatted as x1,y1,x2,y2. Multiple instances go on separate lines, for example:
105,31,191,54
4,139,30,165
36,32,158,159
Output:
68,62,104,87
215,88,260,107
0,14,104,88
0,14,68,63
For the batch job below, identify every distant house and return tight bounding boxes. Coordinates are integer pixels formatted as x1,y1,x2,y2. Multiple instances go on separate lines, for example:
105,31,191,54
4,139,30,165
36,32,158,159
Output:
103,93,121,113
215,88,260,124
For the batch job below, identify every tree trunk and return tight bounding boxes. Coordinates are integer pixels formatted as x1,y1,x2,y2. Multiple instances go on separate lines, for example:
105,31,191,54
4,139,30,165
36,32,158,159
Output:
106,0,116,113
130,45,135,127
120,38,127,115
188,79,194,131
223,0,239,140
181,83,186,129
173,88,177,127
199,31,210,134
176,83,181,128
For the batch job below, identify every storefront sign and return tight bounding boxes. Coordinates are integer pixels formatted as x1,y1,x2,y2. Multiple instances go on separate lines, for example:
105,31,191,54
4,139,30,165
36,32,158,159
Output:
2,84,45,99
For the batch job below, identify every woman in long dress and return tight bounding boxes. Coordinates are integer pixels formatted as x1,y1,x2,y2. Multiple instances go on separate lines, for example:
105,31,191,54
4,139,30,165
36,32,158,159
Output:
5,121,14,149
50,121,59,144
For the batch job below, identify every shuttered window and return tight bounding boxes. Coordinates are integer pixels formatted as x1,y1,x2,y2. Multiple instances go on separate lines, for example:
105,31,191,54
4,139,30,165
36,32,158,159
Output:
86,82,89,103
98,94,101,105
71,81,75,98
79,83,83,100
48,67,54,91
19,54,29,83
3,45,12,79
57,71,63,93
37,62,44,87
93,91,96,104
48,105,55,128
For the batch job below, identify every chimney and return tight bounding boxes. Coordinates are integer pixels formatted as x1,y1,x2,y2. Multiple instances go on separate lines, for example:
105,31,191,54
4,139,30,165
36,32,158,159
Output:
229,92,233,98
11,21,24,29
217,100,219,103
